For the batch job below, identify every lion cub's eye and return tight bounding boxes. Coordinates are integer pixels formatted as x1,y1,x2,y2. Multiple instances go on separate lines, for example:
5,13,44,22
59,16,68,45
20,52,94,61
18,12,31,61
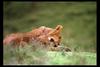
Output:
48,37,54,42
59,36,61,39
50,38,54,42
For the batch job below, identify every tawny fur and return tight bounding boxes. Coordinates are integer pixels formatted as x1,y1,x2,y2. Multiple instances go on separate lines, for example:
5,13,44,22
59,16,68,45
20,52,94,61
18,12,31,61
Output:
3,25,63,47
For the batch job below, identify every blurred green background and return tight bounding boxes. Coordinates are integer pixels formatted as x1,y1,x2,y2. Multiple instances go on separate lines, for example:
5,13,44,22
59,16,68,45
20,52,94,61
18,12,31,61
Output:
3,2,96,52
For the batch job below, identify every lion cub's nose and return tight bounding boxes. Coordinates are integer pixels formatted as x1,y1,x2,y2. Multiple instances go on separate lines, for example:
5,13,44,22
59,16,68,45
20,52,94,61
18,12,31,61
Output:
54,45,57,47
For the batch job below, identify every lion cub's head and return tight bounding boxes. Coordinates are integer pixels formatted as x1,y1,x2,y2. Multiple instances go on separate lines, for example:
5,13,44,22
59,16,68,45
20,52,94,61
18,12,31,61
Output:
38,25,63,47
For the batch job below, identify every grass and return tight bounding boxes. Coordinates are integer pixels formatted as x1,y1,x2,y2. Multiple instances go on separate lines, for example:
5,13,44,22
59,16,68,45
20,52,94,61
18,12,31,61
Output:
3,43,96,65
3,43,48,65
47,52,96,65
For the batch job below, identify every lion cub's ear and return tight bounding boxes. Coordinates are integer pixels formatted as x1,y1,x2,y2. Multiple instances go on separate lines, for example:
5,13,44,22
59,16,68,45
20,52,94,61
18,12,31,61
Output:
49,25,63,35
55,25,63,31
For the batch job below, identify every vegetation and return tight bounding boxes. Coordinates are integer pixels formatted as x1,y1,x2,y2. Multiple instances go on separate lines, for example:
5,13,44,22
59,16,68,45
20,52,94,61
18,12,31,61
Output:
3,43,96,65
